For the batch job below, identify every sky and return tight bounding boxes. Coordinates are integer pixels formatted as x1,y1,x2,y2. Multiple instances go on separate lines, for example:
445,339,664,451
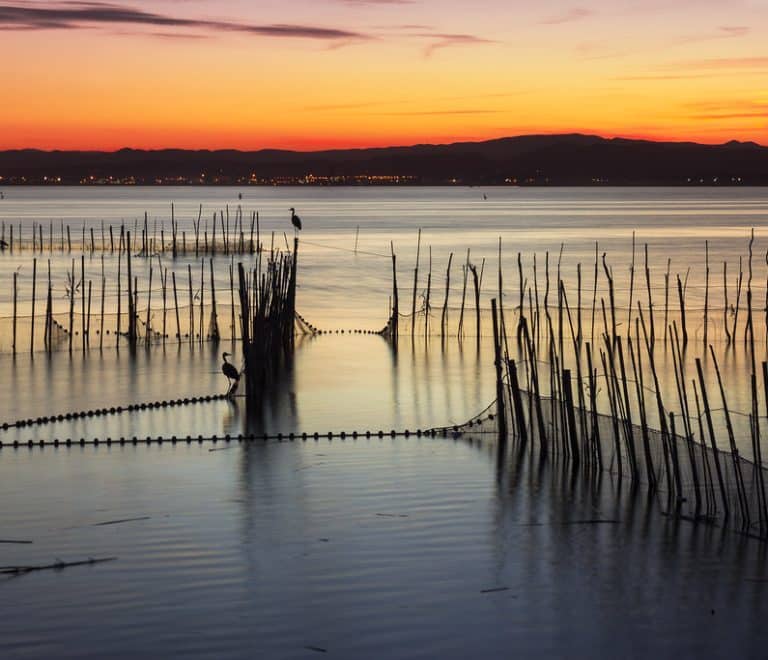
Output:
1,0,767,150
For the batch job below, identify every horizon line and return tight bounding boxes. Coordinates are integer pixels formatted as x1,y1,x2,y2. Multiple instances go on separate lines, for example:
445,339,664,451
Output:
1,132,765,154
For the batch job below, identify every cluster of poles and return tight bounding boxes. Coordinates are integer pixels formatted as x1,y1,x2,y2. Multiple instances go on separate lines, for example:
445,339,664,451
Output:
470,233,768,538
8,214,768,539
0,205,261,257
237,237,299,402
384,228,488,343
7,231,247,355
383,228,768,351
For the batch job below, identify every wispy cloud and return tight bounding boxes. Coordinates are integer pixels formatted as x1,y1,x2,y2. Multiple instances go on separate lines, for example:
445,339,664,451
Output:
613,73,721,81
693,112,767,119
540,7,593,25
338,0,414,4
673,25,750,45
719,26,750,37
0,2,369,41
375,109,502,116
417,32,497,57
685,99,768,120
676,56,768,69
305,92,521,112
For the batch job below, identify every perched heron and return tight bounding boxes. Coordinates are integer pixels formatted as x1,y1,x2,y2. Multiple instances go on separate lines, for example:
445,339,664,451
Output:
290,207,303,233
221,352,240,397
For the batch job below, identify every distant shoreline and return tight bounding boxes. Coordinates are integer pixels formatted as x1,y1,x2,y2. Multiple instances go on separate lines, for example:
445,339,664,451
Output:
2,133,767,186
0,183,766,188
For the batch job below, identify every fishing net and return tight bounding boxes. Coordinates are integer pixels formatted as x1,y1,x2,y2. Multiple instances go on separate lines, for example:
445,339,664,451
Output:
450,380,768,536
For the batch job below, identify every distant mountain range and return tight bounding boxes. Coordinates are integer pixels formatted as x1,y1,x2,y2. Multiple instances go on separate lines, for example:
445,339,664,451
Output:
1,134,767,185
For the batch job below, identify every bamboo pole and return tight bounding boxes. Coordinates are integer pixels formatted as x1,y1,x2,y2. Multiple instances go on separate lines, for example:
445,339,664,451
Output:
731,258,743,346
561,369,580,464
116,230,122,343
671,323,701,513
668,413,684,514
458,249,469,338
146,266,153,344
229,259,235,340
602,253,617,343
576,262,582,347
30,258,37,354
424,247,432,340
209,258,220,341
491,299,508,444
172,272,181,340
663,258,671,343
45,261,52,352
188,265,194,343
508,359,528,447
628,321,656,488
692,379,717,517
441,252,453,339
695,358,729,519
126,232,134,344
704,240,709,346
676,274,688,348
585,342,602,468
723,261,731,344
212,212,217,256
411,228,421,337
195,204,202,257
644,244,655,350
199,259,205,342
161,267,167,343
470,262,481,342
68,259,75,353
390,242,399,340
758,362,768,526
12,272,17,355
709,346,750,525
99,257,105,350
81,255,86,352
86,280,92,347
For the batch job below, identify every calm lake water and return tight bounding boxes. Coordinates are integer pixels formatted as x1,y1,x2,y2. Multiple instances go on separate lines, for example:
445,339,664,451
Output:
2,187,768,658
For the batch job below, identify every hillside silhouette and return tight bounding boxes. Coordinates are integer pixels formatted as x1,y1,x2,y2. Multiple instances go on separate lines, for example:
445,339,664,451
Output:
1,134,766,185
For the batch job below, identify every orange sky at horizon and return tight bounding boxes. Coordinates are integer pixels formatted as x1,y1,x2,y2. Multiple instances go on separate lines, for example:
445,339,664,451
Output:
1,0,767,151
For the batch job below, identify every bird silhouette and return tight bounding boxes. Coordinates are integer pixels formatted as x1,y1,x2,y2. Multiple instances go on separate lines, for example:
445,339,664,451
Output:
290,207,303,234
0,239,8,250
221,352,241,397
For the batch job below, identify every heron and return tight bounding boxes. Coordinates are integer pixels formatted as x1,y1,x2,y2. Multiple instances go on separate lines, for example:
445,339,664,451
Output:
290,207,302,234
221,352,241,397
0,239,8,250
